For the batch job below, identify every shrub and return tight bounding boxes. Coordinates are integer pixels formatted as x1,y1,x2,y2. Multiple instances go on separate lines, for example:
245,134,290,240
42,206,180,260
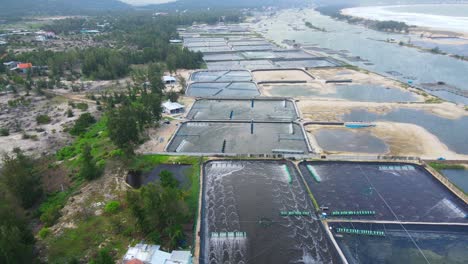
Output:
76,103,88,111
104,201,120,214
36,114,51,124
70,113,96,136
40,204,62,227
38,227,51,239
67,108,74,117
0,128,9,136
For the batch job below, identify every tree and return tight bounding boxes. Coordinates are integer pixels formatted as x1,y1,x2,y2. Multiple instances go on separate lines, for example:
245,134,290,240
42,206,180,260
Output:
79,144,100,180
0,184,36,264
177,76,187,94
89,249,114,264
166,91,179,103
127,183,188,250
0,148,42,208
107,106,139,154
160,170,179,189
70,113,96,136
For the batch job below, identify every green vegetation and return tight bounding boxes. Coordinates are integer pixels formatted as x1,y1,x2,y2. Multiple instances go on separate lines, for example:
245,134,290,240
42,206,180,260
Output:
70,113,96,136
75,103,89,111
429,162,465,172
305,21,326,32
0,8,243,263
316,5,409,33
36,114,51,124
104,201,120,214
78,144,102,181
0,186,36,264
1,148,42,208
0,128,9,136
0,149,39,263
160,170,180,189
38,227,51,239
425,97,443,104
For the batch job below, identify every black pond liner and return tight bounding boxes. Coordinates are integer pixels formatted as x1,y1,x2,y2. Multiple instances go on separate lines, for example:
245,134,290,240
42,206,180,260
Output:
328,222,468,264
298,161,468,223
199,159,342,264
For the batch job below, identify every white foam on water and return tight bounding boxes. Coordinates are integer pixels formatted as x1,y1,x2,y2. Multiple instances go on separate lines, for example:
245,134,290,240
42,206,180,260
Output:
342,5,468,34
425,197,466,219
209,236,248,263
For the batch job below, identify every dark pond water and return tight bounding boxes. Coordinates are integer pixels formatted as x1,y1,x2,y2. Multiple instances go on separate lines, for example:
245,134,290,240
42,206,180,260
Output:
441,169,468,193
269,84,419,102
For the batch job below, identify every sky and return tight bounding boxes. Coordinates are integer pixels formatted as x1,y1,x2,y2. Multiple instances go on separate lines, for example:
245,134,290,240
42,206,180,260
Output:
121,0,176,6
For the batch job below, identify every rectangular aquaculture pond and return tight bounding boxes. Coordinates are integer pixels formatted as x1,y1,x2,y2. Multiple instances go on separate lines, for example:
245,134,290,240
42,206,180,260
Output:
274,59,338,68
186,82,260,97
190,70,252,82
328,222,468,264
203,53,244,61
187,98,298,121
298,161,467,223
167,122,310,154
206,60,275,70
200,160,340,263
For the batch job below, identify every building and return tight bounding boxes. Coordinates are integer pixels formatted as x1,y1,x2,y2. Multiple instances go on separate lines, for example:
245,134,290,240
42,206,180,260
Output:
169,39,183,44
13,63,33,73
162,101,185,115
81,29,100,34
3,61,19,70
163,76,177,85
122,243,191,264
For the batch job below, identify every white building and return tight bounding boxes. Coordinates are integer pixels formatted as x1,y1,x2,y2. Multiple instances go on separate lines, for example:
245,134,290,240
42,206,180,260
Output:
122,243,191,264
163,76,177,85
162,101,185,115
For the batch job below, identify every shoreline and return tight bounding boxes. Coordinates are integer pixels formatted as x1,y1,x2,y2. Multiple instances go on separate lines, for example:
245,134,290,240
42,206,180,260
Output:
341,5,468,36
338,6,468,60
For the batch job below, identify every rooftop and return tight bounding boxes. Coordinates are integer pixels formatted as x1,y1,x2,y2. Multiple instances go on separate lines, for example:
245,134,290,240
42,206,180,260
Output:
162,101,185,111
122,243,191,264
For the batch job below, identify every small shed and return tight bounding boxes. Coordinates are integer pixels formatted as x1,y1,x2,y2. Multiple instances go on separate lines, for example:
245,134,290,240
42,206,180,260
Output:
162,101,185,114
163,75,177,84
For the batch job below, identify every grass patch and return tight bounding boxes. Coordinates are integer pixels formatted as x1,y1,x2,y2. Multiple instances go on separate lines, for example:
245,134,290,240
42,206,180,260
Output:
56,117,115,169
130,155,203,213
45,206,138,263
425,97,443,104
36,114,51,124
429,162,465,172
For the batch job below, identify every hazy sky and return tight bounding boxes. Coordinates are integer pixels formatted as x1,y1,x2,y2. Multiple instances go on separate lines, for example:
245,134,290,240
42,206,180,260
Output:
121,0,176,6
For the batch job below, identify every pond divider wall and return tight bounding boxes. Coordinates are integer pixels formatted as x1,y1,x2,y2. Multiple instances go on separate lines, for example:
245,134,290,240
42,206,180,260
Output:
251,67,316,80
186,97,301,122
422,161,468,204
165,120,312,155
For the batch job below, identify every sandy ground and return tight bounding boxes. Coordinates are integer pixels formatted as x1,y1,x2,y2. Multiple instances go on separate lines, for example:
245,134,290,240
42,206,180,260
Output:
257,67,425,101
309,67,424,97
411,27,468,44
136,119,182,153
298,100,467,121
51,160,129,235
164,69,194,93
0,94,97,156
305,122,468,159
252,69,314,82
136,96,194,153
260,82,337,97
